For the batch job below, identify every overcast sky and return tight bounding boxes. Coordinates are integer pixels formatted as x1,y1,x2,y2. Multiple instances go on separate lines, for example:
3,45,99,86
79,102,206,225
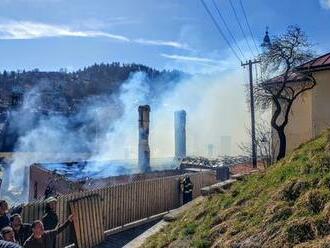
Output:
0,0,329,72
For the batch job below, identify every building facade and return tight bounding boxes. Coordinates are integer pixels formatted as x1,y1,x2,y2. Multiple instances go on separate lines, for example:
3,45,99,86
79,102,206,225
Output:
271,53,330,155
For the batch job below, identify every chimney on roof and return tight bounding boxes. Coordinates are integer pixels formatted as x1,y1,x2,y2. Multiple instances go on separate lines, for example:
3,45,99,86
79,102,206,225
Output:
174,110,186,160
138,105,151,172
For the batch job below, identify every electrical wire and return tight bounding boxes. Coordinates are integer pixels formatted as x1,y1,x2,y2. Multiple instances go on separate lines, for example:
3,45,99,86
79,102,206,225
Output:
200,0,242,63
239,0,260,55
211,0,246,61
228,0,255,57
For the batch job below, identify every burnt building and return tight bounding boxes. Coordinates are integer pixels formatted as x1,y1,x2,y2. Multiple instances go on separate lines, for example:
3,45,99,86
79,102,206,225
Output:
29,160,182,201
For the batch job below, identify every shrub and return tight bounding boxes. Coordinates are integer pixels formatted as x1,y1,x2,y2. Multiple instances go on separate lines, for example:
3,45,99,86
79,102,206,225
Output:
312,216,330,237
301,190,329,214
286,219,315,244
278,180,309,202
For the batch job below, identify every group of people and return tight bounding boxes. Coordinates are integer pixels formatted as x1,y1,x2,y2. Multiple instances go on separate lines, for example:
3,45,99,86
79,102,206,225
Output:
0,175,193,248
0,198,73,248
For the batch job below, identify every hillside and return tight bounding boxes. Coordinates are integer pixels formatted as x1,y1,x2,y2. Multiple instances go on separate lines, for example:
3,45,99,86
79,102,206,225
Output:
0,63,184,152
142,130,330,248
0,63,183,103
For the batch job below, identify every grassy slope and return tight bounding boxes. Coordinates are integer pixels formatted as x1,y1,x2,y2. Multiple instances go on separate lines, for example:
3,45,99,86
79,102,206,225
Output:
142,130,330,248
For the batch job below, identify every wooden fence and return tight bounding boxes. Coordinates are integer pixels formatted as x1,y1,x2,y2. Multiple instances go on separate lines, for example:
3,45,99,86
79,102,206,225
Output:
21,171,216,248
69,194,105,248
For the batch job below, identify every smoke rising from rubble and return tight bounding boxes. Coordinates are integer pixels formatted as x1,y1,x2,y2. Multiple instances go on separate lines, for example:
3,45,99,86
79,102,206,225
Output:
151,71,250,158
5,67,250,200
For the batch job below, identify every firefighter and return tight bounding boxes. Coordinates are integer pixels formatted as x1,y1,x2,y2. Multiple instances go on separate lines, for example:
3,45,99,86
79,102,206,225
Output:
23,215,73,248
10,214,32,246
182,175,193,204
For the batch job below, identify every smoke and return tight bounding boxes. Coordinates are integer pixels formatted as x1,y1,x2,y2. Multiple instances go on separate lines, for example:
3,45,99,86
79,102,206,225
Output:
150,71,250,158
5,72,153,197
3,66,251,202
91,72,150,161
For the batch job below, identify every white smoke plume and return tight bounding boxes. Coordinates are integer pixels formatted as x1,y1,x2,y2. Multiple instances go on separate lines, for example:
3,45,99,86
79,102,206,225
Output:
91,72,150,161
3,67,251,203
151,71,250,158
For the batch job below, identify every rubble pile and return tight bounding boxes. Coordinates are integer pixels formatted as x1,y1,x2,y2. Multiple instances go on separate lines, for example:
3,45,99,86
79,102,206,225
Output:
180,156,251,168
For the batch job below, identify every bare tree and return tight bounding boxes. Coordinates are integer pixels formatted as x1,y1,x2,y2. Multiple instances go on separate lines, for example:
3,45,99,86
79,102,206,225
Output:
255,26,317,161
239,119,277,167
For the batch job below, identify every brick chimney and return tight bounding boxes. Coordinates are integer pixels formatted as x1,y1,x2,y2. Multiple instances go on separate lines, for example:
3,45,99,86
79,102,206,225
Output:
138,105,151,172
174,110,186,159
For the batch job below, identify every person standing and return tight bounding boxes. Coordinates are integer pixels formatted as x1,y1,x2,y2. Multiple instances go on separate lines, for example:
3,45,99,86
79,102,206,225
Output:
182,175,193,204
42,197,58,231
41,197,58,248
10,214,31,246
23,215,73,248
0,201,10,231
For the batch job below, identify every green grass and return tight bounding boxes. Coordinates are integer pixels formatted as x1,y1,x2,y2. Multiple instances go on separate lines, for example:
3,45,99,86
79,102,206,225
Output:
141,130,330,248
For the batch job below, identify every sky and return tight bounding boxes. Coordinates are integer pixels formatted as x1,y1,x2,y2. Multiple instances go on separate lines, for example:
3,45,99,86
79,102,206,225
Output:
0,0,329,72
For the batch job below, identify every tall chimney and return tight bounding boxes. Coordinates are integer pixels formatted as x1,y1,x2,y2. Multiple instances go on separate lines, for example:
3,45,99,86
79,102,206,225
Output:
174,110,186,159
138,105,151,172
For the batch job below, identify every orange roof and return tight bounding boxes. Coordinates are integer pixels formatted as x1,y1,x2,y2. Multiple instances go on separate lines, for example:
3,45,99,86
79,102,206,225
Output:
297,52,330,71
266,72,308,85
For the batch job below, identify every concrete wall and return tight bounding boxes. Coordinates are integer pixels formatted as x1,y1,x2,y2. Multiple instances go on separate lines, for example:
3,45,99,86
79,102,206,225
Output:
312,70,330,137
285,88,313,152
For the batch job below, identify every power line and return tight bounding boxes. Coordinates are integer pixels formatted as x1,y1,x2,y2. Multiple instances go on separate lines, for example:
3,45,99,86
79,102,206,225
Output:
211,0,246,61
199,0,242,63
228,0,255,57
239,0,260,55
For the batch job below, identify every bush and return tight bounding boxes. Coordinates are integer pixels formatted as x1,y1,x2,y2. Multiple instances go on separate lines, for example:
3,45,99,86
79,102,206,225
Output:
287,219,315,244
278,180,309,202
270,207,293,223
184,223,198,235
318,174,330,188
301,190,329,214
313,216,330,237
191,239,211,248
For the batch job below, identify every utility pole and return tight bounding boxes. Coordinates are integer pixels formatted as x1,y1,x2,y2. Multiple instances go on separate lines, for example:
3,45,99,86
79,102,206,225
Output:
241,59,261,168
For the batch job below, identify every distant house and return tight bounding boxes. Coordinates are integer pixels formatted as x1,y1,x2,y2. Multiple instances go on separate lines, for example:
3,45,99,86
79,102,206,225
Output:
270,53,330,155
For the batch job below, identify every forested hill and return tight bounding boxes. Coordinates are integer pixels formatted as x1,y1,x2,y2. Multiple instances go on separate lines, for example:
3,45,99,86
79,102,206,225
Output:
0,63,184,104
0,63,184,152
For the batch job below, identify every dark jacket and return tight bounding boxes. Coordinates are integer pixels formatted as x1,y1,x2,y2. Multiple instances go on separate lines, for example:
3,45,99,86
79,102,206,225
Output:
0,214,10,230
0,240,22,248
41,211,58,231
23,220,70,248
13,224,32,246
183,179,193,194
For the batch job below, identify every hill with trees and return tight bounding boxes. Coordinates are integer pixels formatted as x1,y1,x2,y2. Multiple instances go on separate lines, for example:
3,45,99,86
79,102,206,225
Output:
0,63,184,152
0,63,183,110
